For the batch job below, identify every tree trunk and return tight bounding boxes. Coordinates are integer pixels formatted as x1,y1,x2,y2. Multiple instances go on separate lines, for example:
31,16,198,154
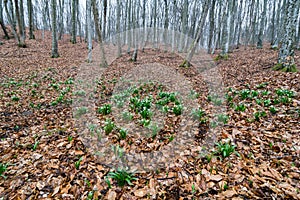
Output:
270,0,276,45
274,0,297,72
91,0,107,67
87,0,92,62
14,0,26,47
4,0,19,42
51,0,59,58
0,20,10,39
116,0,121,57
71,0,76,43
58,0,65,40
181,0,209,68
257,0,267,49
208,0,216,54
27,0,35,39
103,0,107,39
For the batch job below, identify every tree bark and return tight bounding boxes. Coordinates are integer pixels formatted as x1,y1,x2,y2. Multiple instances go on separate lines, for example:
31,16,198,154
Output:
14,0,26,47
87,0,92,62
275,0,297,72
71,0,77,43
257,0,267,49
27,0,35,39
51,0,59,58
91,0,107,67
181,0,209,68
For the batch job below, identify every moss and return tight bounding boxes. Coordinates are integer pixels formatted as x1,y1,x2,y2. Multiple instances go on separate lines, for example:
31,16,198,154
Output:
214,54,229,61
179,60,191,68
271,46,279,50
273,63,298,72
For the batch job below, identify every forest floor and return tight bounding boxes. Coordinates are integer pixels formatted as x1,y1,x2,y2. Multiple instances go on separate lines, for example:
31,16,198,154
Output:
0,30,300,199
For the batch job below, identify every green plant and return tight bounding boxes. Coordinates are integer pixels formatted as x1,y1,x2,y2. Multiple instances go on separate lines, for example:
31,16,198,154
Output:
255,98,262,105
276,89,294,98
140,108,152,119
32,140,39,151
253,111,267,121
261,90,271,96
148,123,160,139
122,111,133,121
263,99,271,107
240,89,251,100
214,141,239,158
191,108,206,120
139,119,151,127
189,90,199,99
98,104,112,115
118,128,128,140
269,106,277,114
234,103,246,112
107,168,137,187
168,135,175,142
0,163,7,178
256,82,268,89
68,136,73,142
74,90,86,96
250,90,259,98
75,157,83,170
11,95,20,101
208,95,223,106
173,104,183,116
104,119,115,134
217,114,229,124
75,107,88,118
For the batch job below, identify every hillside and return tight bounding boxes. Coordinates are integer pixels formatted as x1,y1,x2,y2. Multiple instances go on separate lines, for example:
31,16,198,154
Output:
0,31,299,199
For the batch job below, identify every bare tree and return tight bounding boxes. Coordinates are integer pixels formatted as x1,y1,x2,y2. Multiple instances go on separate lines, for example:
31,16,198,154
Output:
27,0,35,39
51,0,59,58
87,0,92,62
14,0,26,47
257,0,267,49
274,0,297,72
181,0,210,67
71,0,77,43
91,0,107,67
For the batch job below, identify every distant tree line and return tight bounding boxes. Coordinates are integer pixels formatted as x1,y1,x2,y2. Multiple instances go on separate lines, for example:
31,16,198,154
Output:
0,0,299,71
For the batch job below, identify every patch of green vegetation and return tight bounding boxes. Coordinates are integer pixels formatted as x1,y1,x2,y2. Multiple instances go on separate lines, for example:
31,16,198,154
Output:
73,90,86,96
148,123,160,139
75,107,88,118
269,106,277,114
239,89,251,100
173,104,183,116
234,103,246,112
214,54,229,61
273,63,297,72
122,111,133,121
75,157,83,170
103,119,115,134
32,140,39,151
107,168,137,187
191,108,206,123
118,128,128,140
256,82,268,89
254,111,267,121
0,163,8,178
11,95,20,101
97,104,112,115
208,95,223,106
139,119,151,127
214,141,239,158
216,114,229,124
263,99,271,107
